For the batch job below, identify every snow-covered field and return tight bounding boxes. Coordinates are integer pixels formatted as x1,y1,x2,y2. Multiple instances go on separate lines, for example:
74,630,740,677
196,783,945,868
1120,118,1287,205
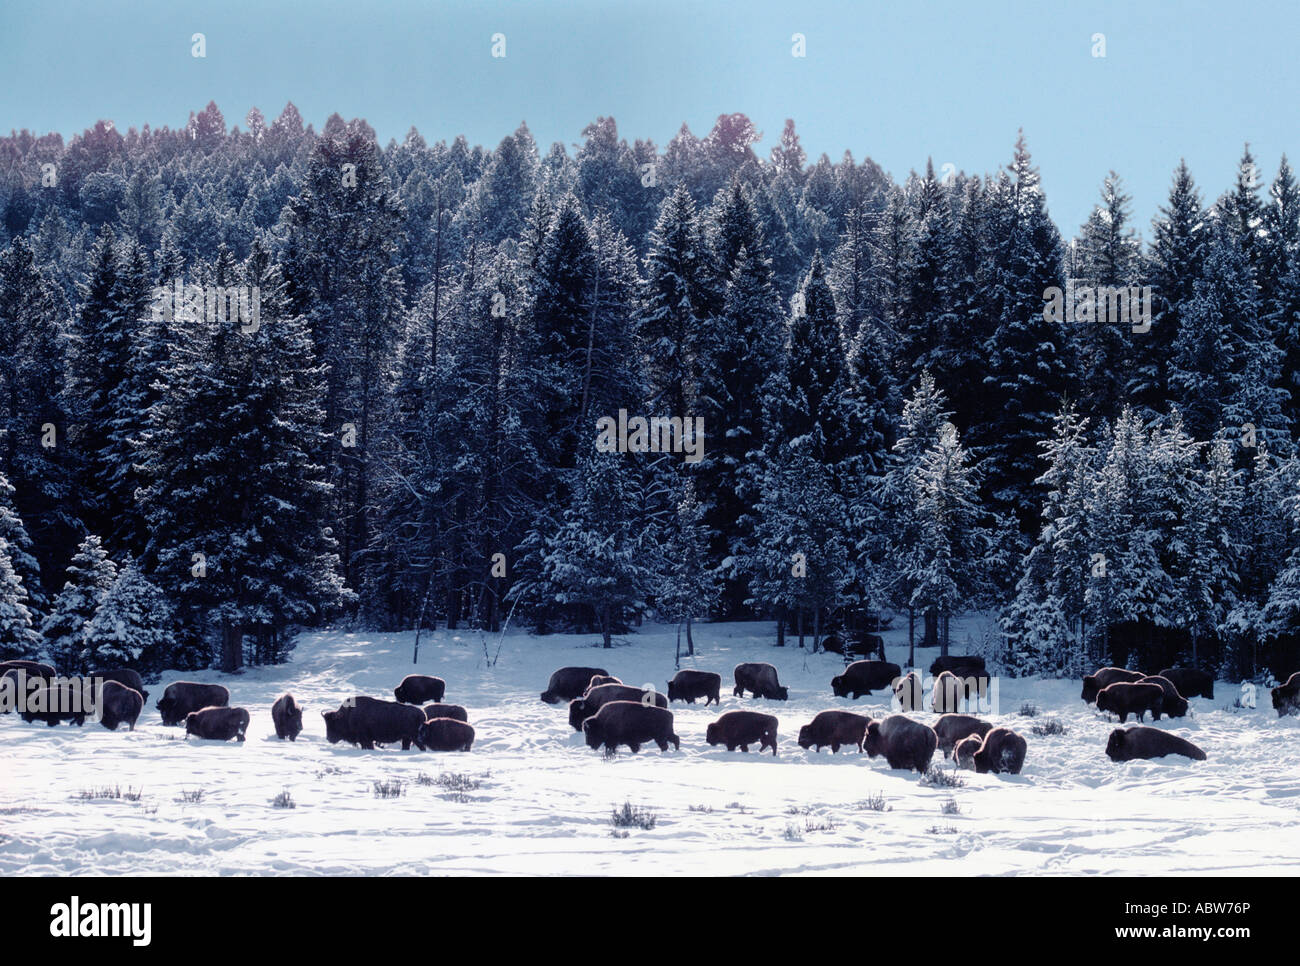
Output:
2,619,1298,876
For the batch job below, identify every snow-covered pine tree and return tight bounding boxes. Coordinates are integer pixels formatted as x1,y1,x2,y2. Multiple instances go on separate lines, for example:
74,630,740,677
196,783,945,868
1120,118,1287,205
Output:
39,533,117,675
654,473,721,659
0,537,39,662
83,556,172,671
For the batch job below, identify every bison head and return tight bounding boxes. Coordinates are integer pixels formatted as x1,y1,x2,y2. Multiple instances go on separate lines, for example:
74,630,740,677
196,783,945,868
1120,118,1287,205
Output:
705,722,720,746
567,698,589,731
582,718,602,750
830,675,847,697
1096,689,1116,715
1081,676,1099,703
773,685,789,701
863,721,883,757
1105,728,1127,761
954,735,981,769
667,680,679,701
797,725,812,749
322,710,343,744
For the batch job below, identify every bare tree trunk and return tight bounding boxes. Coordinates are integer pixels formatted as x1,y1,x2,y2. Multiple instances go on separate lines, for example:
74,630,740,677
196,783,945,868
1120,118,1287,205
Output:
908,606,915,669
686,615,695,656
797,609,805,649
776,606,785,647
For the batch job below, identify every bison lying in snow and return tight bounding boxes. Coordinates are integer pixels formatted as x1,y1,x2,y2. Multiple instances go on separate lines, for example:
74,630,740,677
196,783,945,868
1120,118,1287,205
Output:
88,668,149,703
322,696,426,750
569,683,667,731
733,663,788,701
863,715,937,772
582,701,679,754
1081,667,1144,704
893,672,924,712
394,674,446,705
831,660,901,699
667,669,722,705
1106,726,1206,762
421,702,468,723
970,727,1027,774
797,710,870,753
706,710,778,755
933,714,993,757
157,682,230,726
417,717,475,751
185,706,250,741
1096,681,1165,723
272,693,303,740
929,654,986,677
1139,675,1188,718
540,666,610,704
1159,667,1214,700
97,681,144,731
1272,672,1300,717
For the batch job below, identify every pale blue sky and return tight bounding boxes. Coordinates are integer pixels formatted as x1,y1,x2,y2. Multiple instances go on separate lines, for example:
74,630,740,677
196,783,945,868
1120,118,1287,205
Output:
2,0,1295,237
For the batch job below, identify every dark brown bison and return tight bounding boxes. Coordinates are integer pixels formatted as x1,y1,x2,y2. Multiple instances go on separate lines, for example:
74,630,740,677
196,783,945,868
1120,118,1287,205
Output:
733,663,788,700
87,668,149,703
1081,667,1145,703
893,671,924,711
1272,672,1300,716
185,706,250,742
1158,667,1214,700
667,669,722,705
0,659,56,681
1106,727,1206,762
863,715,937,772
394,674,446,705
417,717,475,751
19,679,90,726
420,702,468,723
1139,675,1188,718
157,682,230,725
271,693,303,740
933,714,994,757
96,680,144,731
540,666,610,704
582,701,680,754
322,696,426,750
1096,681,1165,723
568,683,667,731
586,674,622,692
929,655,986,677
706,710,778,755
797,710,870,753
831,660,901,699
971,727,1027,774
953,733,983,770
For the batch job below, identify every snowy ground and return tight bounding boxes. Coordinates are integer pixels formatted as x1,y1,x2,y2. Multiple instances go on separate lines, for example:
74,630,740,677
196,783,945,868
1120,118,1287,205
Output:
2,619,1298,876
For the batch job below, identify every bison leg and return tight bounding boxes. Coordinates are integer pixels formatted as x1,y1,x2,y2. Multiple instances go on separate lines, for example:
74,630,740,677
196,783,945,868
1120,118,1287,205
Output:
831,742,841,753
361,740,375,750
656,738,669,751
628,742,641,753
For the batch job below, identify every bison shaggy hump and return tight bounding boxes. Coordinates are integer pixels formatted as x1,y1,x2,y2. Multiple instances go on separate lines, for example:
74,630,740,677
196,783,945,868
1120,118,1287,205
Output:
933,714,993,757
568,683,667,731
417,717,475,751
667,669,722,705
893,672,924,712
322,696,427,750
733,663,788,701
88,668,149,703
272,693,303,740
394,674,445,705
706,710,778,755
1096,681,1165,723
1158,667,1214,700
1139,675,1188,718
1081,667,1144,704
863,715,937,772
830,660,901,699
1106,726,1206,762
1272,671,1300,717
586,674,622,693
540,666,610,704
797,710,870,753
929,654,986,677
972,727,1027,775
582,700,680,754
96,680,144,731
157,681,230,726
421,702,469,723
185,705,250,742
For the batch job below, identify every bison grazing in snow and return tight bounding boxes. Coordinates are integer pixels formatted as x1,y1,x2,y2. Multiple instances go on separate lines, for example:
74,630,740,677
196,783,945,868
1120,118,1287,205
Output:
706,710,778,755
19,680,89,726
322,696,426,750
96,681,144,731
582,701,680,754
971,727,1027,775
797,710,871,753
568,683,667,731
87,669,148,703
417,717,475,751
540,667,610,704
1271,672,1300,717
863,715,937,772
667,669,722,705
830,660,901,699
157,682,230,726
733,663,788,701
1158,667,1214,701
1096,681,1165,723
185,706,250,742
932,714,994,757
953,733,983,770
929,655,986,678
394,674,446,705
1139,675,1188,718
1105,726,1206,762
272,693,303,740
1081,667,1145,704
421,702,468,723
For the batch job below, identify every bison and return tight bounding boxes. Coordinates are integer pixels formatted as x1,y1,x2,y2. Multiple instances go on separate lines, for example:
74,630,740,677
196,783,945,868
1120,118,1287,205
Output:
863,715,938,772
1271,672,1300,717
733,663,788,701
933,714,994,757
322,696,426,750
971,727,1027,774
271,693,303,740
953,733,983,770
19,679,90,726
1081,667,1145,704
1139,675,1188,718
417,717,475,751
893,671,924,712
706,710,778,755
929,655,986,677
185,705,250,741
421,702,469,723
797,710,870,753
1158,667,1214,701
394,674,446,705
0,659,56,681
1096,681,1165,723
540,666,610,704
585,674,622,692
667,669,722,705
582,701,680,754
96,680,144,731
87,668,149,703
568,683,667,731
831,660,901,699
157,682,230,726
930,670,969,714
1105,726,1206,762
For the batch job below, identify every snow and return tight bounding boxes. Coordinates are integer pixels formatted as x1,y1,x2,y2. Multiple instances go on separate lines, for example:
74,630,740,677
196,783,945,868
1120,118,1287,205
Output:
2,618,1297,876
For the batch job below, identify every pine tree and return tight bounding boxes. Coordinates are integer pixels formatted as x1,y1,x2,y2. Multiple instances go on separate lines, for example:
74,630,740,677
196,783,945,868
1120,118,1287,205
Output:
0,537,39,662
83,557,172,671
655,474,720,659
39,534,117,674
